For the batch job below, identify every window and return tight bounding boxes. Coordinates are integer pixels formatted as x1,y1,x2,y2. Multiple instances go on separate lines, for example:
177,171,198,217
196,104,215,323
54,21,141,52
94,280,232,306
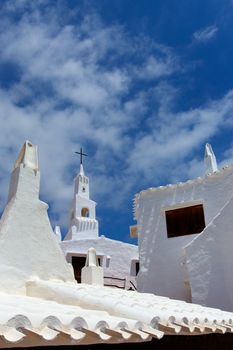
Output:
81,207,89,217
165,204,205,238
130,260,140,276
135,262,140,275
82,187,86,192
72,256,86,283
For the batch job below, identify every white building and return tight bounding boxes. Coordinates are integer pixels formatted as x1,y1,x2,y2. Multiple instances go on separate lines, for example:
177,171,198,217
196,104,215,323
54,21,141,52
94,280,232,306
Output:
60,158,138,289
0,141,232,349
0,140,74,294
133,144,233,311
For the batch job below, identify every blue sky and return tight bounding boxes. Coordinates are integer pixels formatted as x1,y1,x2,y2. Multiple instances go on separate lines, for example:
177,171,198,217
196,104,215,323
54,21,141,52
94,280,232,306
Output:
0,0,233,243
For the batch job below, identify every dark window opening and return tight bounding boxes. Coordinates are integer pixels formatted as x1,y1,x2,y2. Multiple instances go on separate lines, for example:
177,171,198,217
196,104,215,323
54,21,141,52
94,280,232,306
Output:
165,204,205,238
72,256,86,283
81,207,89,217
72,256,101,283
135,262,140,275
130,260,139,277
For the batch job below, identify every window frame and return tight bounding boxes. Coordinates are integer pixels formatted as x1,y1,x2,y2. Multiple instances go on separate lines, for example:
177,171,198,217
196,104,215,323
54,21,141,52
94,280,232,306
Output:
164,202,206,239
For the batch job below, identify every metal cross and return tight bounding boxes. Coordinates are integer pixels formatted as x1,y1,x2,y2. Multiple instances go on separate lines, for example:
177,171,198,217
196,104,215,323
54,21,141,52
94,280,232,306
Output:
75,147,88,165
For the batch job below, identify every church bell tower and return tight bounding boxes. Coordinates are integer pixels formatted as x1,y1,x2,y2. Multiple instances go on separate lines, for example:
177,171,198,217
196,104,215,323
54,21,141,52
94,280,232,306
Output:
64,149,99,241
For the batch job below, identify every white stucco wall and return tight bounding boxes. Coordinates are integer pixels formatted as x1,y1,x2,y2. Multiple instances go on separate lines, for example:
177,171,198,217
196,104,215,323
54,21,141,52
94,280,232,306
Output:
60,236,138,288
0,144,75,294
184,194,233,311
136,166,233,302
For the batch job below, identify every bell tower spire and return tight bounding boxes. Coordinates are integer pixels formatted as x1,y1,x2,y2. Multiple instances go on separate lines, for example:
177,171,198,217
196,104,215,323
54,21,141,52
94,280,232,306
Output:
74,148,90,199
64,148,99,241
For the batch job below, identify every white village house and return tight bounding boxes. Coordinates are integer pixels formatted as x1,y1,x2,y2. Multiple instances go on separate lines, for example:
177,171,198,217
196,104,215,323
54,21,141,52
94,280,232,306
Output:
132,143,233,312
0,140,232,349
58,152,138,290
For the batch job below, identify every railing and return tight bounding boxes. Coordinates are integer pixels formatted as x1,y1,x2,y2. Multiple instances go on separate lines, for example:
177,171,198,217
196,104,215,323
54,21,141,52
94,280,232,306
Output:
104,276,137,290
129,280,137,291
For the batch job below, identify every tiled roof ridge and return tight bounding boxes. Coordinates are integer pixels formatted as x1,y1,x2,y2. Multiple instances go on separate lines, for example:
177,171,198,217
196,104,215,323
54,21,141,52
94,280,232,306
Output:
27,280,233,338
0,290,153,346
1,280,233,347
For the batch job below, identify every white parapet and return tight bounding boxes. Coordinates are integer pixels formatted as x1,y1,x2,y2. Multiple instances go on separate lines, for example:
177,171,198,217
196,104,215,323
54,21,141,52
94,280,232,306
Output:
204,143,218,174
14,140,39,171
81,248,104,286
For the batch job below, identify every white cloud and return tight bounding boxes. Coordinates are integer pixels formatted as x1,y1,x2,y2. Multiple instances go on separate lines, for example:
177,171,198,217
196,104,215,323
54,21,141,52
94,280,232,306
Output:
220,144,233,167
135,49,179,80
193,25,218,43
0,2,232,236
126,89,233,182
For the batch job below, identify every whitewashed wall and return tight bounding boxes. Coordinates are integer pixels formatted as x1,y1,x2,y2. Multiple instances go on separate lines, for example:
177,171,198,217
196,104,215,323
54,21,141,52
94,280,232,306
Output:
61,236,138,288
0,142,75,295
136,166,233,302
184,194,233,311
